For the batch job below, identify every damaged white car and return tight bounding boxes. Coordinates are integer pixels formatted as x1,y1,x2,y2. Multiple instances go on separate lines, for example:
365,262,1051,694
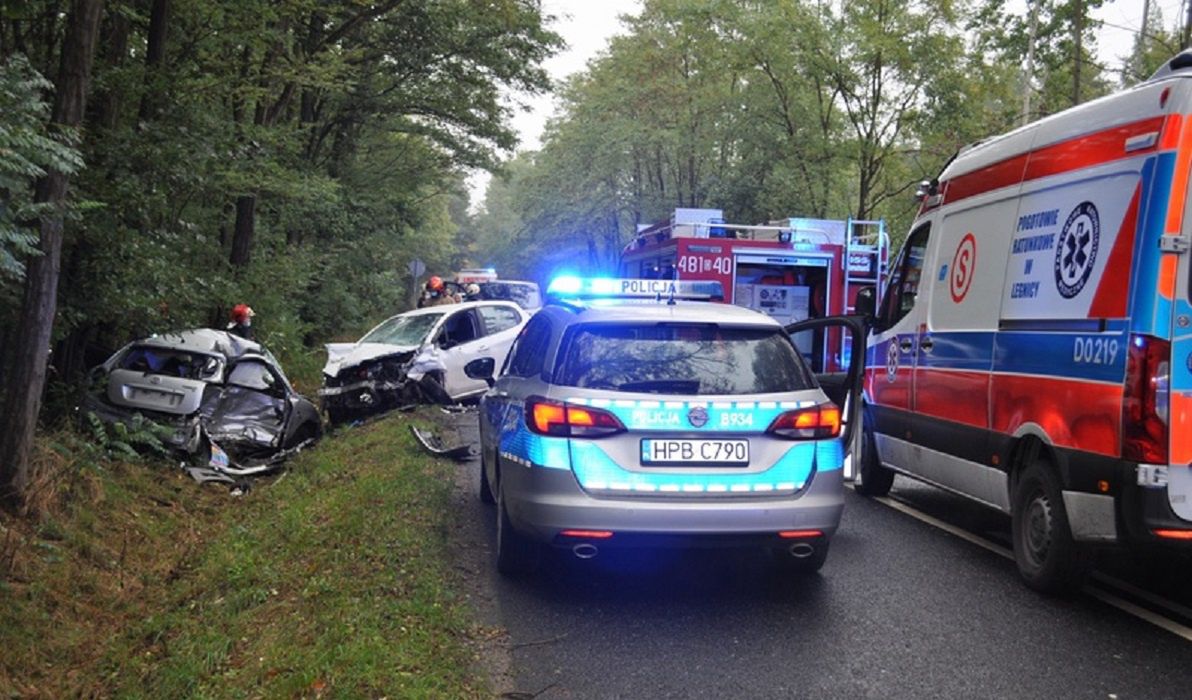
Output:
320,301,529,423
81,329,323,474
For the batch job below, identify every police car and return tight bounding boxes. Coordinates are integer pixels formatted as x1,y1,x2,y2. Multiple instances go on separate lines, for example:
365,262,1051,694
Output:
465,277,864,575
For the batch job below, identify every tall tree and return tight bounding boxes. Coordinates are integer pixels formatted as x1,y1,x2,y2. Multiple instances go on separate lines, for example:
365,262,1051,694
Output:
0,0,103,509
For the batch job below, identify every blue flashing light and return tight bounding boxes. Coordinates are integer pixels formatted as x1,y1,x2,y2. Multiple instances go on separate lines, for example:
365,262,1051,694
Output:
547,275,584,296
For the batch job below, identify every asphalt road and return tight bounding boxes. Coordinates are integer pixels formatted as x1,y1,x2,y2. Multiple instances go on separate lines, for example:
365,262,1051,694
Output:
444,412,1192,699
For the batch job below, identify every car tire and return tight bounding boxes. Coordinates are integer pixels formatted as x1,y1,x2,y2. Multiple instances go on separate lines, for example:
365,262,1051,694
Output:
479,448,496,504
771,539,830,574
496,476,538,576
291,421,320,449
1011,460,1089,594
853,411,894,497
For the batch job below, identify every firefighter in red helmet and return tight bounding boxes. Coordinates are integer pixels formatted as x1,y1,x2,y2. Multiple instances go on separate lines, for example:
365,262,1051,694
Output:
227,303,255,340
418,275,455,308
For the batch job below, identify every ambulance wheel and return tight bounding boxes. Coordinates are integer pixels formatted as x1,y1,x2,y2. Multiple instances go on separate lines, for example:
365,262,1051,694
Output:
1011,461,1089,594
478,448,495,504
496,476,538,576
854,416,894,497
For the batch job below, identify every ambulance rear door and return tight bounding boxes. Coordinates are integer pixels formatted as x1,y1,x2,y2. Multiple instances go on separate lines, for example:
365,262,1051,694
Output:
1165,84,1192,526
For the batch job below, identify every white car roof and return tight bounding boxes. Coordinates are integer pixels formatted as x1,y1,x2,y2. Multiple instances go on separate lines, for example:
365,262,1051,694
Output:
395,299,524,318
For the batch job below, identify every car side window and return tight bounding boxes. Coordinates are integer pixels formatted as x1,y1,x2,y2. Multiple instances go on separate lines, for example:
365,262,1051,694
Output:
876,223,931,331
477,305,522,336
441,310,480,346
227,360,282,395
507,316,552,378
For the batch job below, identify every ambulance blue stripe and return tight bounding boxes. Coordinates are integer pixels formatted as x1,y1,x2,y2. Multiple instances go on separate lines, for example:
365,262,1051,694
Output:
1129,154,1173,336
881,330,1129,384
993,331,1127,383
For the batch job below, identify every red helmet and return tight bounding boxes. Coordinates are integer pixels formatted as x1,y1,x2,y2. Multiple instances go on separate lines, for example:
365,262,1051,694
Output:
231,303,254,323
427,275,444,291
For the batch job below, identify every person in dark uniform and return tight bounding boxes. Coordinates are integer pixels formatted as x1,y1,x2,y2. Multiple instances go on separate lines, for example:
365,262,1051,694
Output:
227,303,255,340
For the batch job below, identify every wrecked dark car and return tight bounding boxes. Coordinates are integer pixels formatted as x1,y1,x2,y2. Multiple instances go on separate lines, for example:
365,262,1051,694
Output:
319,301,528,423
81,329,322,474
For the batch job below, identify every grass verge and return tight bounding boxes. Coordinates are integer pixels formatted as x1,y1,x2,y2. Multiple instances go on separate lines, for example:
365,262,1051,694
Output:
0,414,487,698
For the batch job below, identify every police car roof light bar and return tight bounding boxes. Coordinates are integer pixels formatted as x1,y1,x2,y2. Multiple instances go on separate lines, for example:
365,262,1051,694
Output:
546,276,724,302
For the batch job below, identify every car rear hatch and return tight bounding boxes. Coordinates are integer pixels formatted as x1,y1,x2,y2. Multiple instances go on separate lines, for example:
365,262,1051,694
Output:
541,321,843,497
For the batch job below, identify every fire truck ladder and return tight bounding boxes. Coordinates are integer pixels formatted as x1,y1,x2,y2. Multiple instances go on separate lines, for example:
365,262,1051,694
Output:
843,217,888,315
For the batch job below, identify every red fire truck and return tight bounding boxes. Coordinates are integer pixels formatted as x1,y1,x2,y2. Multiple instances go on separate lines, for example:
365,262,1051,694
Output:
619,208,889,372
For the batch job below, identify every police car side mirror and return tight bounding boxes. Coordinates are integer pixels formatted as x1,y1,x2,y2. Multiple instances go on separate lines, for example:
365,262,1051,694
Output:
465,357,496,387
854,286,877,319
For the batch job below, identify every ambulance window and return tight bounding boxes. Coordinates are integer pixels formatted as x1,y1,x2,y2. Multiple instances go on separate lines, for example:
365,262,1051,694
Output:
877,223,930,330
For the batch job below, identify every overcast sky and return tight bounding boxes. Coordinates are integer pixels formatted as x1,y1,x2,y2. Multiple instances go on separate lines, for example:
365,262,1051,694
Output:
467,0,1186,207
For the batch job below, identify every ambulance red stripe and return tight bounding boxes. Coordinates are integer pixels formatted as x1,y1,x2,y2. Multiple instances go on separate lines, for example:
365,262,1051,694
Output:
1088,184,1141,318
943,116,1171,207
991,375,1122,458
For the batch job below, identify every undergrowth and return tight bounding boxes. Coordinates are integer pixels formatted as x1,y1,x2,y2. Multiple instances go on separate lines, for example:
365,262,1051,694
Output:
0,414,486,698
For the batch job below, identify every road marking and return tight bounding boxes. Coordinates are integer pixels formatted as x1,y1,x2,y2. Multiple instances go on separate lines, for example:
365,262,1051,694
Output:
874,495,1012,561
868,491,1192,643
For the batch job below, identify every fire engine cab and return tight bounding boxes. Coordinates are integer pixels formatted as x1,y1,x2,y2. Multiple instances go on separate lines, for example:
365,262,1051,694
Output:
619,208,888,373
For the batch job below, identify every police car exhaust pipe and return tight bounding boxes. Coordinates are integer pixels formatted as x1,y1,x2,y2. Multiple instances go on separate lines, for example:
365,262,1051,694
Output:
789,543,815,559
572,543,599,559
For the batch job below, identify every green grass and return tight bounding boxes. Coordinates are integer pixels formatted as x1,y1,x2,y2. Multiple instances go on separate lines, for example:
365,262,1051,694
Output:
0,416,488,698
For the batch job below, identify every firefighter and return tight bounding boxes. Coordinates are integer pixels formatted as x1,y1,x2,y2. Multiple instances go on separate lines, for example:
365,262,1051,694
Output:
418,276,455,307
227,303,255,340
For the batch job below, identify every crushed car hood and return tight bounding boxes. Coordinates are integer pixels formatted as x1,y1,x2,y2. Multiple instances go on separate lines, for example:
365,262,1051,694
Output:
322,342,420,377
106,369,207,415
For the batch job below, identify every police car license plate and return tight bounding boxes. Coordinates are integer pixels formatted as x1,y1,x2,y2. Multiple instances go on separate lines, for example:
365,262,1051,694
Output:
640,439,749,466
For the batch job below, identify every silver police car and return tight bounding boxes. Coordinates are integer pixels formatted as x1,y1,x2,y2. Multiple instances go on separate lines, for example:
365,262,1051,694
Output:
466,277,864,576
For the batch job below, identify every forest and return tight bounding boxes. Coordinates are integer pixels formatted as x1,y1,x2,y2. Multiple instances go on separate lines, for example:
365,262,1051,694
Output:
0,0,1186,507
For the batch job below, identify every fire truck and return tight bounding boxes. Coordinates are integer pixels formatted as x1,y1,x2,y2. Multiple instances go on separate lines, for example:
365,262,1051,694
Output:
619,208,889,372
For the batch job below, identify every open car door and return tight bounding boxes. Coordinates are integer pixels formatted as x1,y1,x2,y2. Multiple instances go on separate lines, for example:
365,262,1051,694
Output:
783,315,868,480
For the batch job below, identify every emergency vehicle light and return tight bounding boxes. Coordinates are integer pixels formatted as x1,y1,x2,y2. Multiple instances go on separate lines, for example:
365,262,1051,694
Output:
547,276,724,301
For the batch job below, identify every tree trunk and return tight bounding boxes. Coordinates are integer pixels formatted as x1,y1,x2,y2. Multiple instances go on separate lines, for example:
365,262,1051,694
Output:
138,0,171,121
229,194,256,266
93,6,129,128
0,0,104,511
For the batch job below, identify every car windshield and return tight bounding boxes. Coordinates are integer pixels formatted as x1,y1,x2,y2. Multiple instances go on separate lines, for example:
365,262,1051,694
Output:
556,323,813,395
118,346,223,381
360,312,443,346
478,281,541,309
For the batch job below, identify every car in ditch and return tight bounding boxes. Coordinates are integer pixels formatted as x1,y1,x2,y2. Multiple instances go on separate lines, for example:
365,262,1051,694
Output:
81,329,323,473
319,300,530,422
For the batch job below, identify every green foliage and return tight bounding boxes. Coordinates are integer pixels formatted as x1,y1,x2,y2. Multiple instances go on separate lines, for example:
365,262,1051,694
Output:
0,54,84,281
0,0,561,411
82,411,171,461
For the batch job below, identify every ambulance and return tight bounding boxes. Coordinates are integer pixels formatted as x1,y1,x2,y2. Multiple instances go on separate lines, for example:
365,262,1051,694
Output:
855,51,1192,593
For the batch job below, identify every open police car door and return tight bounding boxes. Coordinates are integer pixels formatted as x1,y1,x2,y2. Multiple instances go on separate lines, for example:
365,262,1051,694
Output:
783,315,868,479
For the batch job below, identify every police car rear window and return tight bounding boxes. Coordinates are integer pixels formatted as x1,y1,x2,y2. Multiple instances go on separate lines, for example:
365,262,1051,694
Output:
556,324,813,395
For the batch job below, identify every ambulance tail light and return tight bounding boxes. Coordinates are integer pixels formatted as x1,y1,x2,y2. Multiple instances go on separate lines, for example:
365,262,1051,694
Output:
767,403,841,439
1123,334,1169,464
527,397,625,438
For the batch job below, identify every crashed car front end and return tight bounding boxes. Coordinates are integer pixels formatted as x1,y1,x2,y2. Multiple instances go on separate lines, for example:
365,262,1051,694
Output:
319,346,420,420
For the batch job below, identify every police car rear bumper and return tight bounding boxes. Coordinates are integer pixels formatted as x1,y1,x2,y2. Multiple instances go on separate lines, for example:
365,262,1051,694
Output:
502,462,845,544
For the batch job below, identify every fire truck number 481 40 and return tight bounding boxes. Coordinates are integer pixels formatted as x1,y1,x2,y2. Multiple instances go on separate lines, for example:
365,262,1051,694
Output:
677,254,733,275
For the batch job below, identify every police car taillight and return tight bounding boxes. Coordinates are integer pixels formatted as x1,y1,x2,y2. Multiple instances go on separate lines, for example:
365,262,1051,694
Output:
766,404,841,439
526,397,625,438
1123,334,1169,464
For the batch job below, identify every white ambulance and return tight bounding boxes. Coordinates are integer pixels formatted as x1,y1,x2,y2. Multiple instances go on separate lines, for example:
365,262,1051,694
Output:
855,51,1192,593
